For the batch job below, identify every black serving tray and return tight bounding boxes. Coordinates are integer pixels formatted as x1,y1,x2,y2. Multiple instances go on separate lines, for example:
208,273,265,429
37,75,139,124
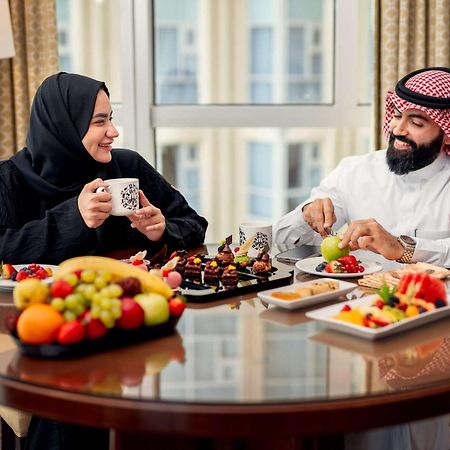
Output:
180,260,293,302
11,317,179,359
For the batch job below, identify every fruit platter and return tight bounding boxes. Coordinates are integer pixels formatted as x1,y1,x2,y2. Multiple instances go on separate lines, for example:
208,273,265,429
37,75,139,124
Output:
0,263,58,291
7,256,186,359
306,273,449,340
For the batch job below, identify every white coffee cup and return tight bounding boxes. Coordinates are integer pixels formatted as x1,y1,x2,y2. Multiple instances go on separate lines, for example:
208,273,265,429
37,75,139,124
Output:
238,222,272,257
96,178,139,216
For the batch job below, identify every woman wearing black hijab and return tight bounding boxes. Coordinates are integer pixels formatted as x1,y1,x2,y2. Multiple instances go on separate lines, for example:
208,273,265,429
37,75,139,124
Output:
1,72,207,264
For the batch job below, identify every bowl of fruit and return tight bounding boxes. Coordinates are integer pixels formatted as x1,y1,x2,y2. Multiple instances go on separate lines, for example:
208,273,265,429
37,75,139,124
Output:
7,256,186,358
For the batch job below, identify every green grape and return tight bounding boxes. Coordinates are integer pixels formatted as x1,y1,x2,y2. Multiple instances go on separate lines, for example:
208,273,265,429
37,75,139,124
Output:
65,293,84,310
63,273,79,287
92,293,103,306
111,305,122,319
94,276,108,290
90,305,101,319
100,310,114,328
97,270,113,283
75,283,88,295
64,310,77,322
73,303,86,317
51,297,65,312
83,284,98,300
100,298,113,310
107,283,123,298
80,269,96,283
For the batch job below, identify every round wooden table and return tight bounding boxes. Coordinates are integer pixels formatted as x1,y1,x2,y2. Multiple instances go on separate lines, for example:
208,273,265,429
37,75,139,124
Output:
0,268,449,449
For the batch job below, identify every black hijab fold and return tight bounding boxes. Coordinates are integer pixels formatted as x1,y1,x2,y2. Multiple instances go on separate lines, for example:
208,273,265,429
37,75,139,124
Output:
11,72,110,199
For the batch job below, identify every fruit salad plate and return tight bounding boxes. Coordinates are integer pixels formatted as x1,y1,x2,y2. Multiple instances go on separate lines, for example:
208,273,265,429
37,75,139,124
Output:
305,295,450,340
295,257,383,278
0,264,58,292
257,278,357,310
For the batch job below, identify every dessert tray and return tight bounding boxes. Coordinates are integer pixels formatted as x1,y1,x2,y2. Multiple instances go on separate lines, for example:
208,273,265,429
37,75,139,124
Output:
0,264,58,291
257,278,357,310
11,317,180,359
296,257,383,279
180,258,293,302
305,295,450,340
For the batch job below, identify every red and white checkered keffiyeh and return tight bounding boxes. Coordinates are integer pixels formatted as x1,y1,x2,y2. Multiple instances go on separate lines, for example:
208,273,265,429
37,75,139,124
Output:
383,67,450,143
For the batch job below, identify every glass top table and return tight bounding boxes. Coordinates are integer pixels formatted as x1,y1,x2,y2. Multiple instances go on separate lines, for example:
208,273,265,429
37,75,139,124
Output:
0,255,448,449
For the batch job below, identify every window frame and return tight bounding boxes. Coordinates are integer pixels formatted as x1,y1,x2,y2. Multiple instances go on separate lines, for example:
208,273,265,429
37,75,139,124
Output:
118,0,371,165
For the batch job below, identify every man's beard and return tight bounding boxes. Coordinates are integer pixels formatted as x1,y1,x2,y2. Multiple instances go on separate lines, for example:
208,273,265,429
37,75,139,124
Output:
386,131,444,175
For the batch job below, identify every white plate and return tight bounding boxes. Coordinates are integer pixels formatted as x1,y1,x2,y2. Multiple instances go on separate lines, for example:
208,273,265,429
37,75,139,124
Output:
295,256,383,278
0,264,58,291
257,278,357,310
306,295,450,340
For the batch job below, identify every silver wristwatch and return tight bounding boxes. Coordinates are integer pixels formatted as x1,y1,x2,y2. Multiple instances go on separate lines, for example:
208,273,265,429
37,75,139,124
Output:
396,235,416,263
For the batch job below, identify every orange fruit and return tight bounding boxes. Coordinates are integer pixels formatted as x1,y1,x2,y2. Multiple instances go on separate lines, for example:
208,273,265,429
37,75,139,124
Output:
17,304,64,345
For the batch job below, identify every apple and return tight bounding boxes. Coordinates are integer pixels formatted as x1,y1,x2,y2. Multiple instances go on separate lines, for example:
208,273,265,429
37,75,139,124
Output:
116,297,145,329
134,293,170,326
79,311,108,340
321,235,349,262
13,278,49,310
168,297,185,317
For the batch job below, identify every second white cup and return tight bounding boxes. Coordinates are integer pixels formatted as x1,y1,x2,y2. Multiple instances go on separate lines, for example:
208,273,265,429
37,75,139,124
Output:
97,178,139,216
238,222,272,257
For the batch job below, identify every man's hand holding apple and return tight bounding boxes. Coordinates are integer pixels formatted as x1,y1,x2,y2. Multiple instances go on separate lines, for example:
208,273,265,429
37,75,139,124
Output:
338,219,404,260
302,197,336,237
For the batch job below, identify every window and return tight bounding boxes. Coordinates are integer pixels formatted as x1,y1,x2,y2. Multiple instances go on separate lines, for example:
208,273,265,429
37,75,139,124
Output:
56,0,373,242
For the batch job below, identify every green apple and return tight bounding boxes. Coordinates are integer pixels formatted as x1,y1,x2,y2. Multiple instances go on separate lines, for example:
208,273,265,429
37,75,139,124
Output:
321,235,350,262
134,293,169,326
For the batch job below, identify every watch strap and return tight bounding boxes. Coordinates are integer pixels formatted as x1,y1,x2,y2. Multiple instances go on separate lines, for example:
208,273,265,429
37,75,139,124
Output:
396,236,416,263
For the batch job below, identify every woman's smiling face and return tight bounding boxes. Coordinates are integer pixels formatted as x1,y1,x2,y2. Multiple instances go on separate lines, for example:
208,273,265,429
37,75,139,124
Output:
82,89,119,163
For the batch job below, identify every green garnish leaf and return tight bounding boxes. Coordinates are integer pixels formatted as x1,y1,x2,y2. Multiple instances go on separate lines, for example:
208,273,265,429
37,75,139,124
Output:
376,282,397,302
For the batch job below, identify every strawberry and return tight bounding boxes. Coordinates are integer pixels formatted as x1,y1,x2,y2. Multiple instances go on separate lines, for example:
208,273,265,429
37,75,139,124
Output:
16,270,31,282
375,299,385,309
51,280,74,298
325,261,344,273
57,321,85,345
337,255,358,266
27,263,39,273
368,316,390,327
1,263,17,280
35,268,49,280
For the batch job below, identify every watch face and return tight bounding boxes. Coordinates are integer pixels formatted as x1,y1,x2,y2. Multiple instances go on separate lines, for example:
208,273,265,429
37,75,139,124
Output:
400,235,416,245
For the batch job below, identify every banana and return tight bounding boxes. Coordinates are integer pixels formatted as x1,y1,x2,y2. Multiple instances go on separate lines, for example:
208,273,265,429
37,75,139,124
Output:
55,256,173,299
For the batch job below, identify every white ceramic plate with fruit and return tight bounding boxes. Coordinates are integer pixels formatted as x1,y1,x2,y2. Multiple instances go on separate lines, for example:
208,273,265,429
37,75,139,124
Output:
257,278,357,310
306,295,450,340
0,264,58,291
295,257,383,278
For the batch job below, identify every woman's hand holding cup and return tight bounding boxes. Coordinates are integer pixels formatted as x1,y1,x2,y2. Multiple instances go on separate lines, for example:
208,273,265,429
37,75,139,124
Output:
78,178,112,228
129,190,166,242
